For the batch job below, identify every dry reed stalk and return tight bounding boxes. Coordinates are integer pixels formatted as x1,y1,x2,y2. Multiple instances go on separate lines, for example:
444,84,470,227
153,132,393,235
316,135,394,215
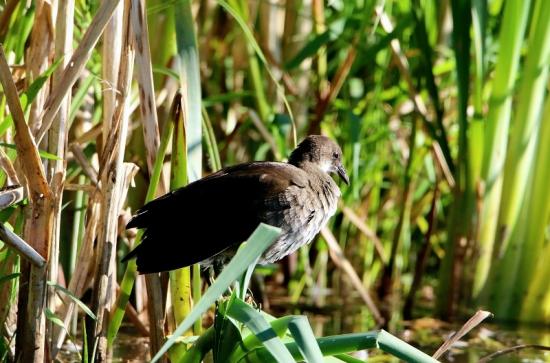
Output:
341,206,387,264
63,183,96,193
88,0,135,359
145,273,168,363
36,0,123,143
25,0,54,135
126,1,183,355
117,163,139,211
135,273,145,315
51,194,101,359
46,0,75,354
130,0,163,186
69,143,99,185
433,310,492,359
101,1,123,148
320,227,384,325
48,0,74,176
14,263,29,361
22,266,48,362
0,148,19,185
129,2,169,355
0,51,51,220
72,122,103,145
0,253,17,359
123,299,149,337
0,44,54,363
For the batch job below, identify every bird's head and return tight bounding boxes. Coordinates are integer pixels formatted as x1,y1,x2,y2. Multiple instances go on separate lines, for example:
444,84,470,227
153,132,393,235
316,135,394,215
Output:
289,135,349,185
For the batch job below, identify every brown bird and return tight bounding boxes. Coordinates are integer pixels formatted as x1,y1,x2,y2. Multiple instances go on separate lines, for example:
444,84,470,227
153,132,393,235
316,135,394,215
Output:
122,135,348,274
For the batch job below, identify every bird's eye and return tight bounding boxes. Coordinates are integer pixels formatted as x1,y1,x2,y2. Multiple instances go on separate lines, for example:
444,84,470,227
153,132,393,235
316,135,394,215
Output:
333,152,340,159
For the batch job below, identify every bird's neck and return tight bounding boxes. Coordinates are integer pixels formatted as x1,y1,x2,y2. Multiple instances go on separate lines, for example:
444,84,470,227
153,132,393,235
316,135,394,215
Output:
292,160,326,175
293,160,340,199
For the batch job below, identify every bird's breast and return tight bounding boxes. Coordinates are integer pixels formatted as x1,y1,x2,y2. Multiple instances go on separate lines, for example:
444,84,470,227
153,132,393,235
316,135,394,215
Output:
260,176,340,263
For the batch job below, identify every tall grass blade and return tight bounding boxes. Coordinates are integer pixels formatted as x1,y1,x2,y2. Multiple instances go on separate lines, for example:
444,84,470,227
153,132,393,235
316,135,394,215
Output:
287,316,325,363
174,0,202,182
47,281,96,320
168,92,191,334
151,223,280,363
517,92,550,323
474,0,532,300
227,297,295,362
179,327,215,363
245,330,439,363
173,0,204,340
489,0,550,318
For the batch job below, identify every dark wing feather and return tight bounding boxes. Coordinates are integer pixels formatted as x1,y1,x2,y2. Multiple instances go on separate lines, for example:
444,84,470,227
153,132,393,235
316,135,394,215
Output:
123,162,307,273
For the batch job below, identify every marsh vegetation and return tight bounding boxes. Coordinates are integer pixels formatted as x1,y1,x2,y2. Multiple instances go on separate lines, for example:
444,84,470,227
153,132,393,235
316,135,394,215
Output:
0,0,549,362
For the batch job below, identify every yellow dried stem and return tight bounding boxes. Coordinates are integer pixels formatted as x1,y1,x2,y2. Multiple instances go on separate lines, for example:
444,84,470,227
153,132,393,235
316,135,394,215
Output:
130,0,163,182
36,0,123,143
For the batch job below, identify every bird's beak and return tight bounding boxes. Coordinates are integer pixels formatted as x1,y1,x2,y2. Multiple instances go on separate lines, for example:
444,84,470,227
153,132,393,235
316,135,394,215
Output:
337,164,350,185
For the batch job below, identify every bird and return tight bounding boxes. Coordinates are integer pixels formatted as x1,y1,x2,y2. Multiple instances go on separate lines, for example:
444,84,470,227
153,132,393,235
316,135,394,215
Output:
122,135,349,274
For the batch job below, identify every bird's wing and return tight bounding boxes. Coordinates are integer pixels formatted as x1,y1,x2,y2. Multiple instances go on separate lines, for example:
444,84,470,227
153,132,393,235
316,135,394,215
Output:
123,162,307,273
